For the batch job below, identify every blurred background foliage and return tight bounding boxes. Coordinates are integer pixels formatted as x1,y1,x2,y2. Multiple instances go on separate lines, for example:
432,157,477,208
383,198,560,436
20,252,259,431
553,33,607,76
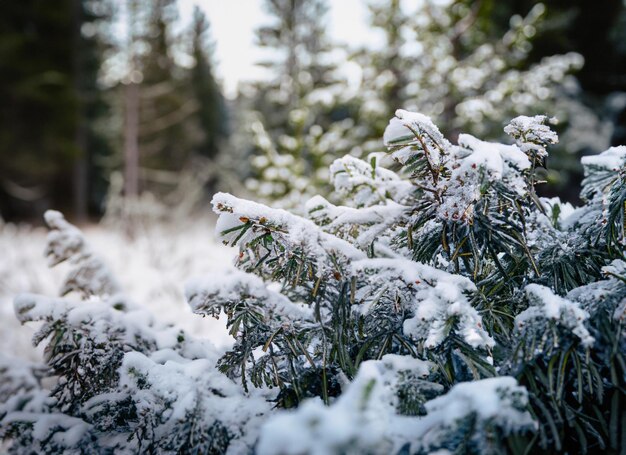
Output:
0,0,625,221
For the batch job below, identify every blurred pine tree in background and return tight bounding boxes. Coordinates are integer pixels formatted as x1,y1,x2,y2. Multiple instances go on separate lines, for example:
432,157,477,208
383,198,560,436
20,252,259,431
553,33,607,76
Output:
0,0,111,221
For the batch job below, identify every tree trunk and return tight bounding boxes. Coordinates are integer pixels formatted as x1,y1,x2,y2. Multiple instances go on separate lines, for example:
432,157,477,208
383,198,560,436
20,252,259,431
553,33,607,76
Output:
124,81,140,198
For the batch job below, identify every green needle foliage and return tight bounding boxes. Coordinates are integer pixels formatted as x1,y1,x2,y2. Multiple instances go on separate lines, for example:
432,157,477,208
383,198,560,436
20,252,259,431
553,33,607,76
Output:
1,109,625,454
209,109,625,453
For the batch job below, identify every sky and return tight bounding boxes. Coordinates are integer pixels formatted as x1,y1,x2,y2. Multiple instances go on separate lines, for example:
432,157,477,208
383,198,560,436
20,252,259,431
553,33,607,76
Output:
178,0,373,97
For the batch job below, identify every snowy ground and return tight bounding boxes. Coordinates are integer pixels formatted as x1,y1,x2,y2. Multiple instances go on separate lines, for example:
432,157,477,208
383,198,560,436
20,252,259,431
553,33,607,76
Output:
0,216,235,361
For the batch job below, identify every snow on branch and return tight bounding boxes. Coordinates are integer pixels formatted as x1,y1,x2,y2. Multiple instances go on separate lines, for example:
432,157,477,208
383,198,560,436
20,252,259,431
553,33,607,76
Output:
212,192,366,280
186,269,314,328
257,359,533,455
44,210,120,298
352,258,494,349
306,195,408,253
383,109,449,166
566,259,626,321
257,355,435,455
414,376,536,451
516,284,594,347
329,155,413,207
382,109,542,225
116,350,270,453
504,114,558,160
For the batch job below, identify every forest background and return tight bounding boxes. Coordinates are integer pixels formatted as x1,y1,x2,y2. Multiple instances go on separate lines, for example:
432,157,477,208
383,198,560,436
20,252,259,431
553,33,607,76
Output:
1,0,626,223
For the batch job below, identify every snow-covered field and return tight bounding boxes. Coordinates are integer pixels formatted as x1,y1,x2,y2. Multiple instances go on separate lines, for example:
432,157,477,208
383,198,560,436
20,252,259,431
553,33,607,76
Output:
0,216,235,361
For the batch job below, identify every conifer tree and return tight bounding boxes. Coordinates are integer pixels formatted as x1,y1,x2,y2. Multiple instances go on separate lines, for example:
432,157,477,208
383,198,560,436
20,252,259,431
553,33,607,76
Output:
136,0,193,184
354,1,587,166
252,0,339,126
106,0,228,222
0,0,111,220
211,110,626,454
2,109,624,454
247,0,594,207
243,0,354,207
354,0,592,200
189,6,228,162
352,0,410,137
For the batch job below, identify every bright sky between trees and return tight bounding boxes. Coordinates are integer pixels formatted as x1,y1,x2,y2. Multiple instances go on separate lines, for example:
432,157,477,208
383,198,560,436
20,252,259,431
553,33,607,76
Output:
180,0,372,97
